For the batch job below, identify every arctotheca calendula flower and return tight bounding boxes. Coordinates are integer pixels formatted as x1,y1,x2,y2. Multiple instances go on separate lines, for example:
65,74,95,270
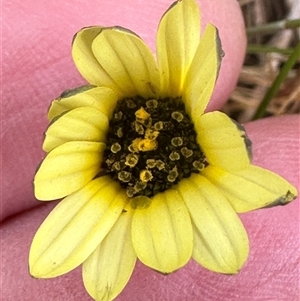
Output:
29,0,298,300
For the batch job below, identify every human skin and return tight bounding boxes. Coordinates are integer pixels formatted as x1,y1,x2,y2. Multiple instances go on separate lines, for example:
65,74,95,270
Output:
1,0,299,300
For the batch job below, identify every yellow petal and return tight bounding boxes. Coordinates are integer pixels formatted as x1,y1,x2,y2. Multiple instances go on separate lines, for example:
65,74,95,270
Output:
131,189,193,273
178,174,249,274
83,203,136,301
43,107,109,152
72,26,121,93
195,111,251,171
48,85,118,121
92,27,160,98
34,141,105,200
156,0,200,97
29,177,126,278
183,23,223,116
202,165,298,213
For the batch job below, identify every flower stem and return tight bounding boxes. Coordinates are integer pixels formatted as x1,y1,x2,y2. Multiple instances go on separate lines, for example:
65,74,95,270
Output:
252,42,300,120
246,19,300,35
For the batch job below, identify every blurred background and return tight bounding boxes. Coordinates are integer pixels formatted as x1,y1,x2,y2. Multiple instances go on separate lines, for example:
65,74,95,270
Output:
224,0,300,123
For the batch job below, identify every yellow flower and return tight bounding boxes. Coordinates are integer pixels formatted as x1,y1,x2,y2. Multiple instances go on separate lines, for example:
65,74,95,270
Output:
29,0,297,300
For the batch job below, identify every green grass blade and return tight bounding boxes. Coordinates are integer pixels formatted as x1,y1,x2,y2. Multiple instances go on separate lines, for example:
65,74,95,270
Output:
252,42,300,120
247,44,294,55
247,19,300,35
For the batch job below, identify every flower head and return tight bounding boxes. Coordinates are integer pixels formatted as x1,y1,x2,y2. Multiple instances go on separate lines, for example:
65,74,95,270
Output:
29,0,297,300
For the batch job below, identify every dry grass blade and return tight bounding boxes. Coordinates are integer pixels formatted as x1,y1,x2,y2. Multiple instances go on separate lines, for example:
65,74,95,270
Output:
222,0,300,123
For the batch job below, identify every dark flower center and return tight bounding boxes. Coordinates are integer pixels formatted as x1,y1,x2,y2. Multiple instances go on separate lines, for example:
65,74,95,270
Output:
102,96,207,197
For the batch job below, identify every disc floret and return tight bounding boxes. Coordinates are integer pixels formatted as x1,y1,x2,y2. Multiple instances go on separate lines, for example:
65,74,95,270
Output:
103,97,208,197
